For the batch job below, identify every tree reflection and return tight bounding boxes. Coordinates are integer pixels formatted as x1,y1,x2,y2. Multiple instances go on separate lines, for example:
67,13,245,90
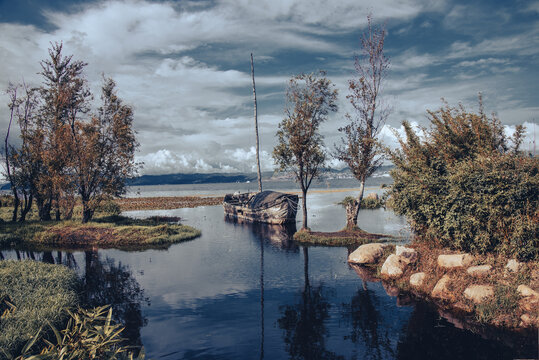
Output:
395,302,534,360
278,247,343,360
83,250,149,346
341,281,394,359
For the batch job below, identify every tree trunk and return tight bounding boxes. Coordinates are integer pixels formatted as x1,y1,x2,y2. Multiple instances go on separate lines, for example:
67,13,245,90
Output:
352,179,366,228
19,193,33,222
251,53,262,193
82,199,94,223
11,196,19,223
37,197,52,221
345,199,359,230
301,188,308,230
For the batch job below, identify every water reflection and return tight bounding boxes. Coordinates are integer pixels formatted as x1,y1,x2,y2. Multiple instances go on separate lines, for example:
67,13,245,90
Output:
83,250,149,345
2,249,148,347
278,247,343,360
341,282,395,359
225,216,299,251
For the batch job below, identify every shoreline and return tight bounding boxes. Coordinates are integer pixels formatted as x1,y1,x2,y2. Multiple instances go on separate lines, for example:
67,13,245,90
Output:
348,242,539,331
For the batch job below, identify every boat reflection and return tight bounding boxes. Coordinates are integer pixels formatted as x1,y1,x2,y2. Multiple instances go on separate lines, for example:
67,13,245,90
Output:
224,215,298,251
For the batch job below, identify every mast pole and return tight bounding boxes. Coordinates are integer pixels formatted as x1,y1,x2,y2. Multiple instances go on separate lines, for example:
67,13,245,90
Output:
251,53,263,192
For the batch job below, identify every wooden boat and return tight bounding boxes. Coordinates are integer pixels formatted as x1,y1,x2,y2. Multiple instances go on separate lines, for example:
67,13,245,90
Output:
223,190,298,224
223,56,298,224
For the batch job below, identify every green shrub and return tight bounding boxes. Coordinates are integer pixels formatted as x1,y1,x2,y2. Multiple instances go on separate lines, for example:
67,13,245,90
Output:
0,196,13,208
337,195,383,210
389,101,538,260
97,200,122,216
16,306,145,360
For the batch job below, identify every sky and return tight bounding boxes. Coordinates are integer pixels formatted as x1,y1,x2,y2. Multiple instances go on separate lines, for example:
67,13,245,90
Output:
0,0,537,175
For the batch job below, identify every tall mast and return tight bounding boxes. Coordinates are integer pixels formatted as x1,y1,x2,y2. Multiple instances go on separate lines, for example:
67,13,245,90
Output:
251,53,262,192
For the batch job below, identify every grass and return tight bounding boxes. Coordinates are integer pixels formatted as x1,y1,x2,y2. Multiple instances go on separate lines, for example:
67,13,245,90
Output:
0,260,79,358
475,284,521,326
293,227,392,246
0,215,201,251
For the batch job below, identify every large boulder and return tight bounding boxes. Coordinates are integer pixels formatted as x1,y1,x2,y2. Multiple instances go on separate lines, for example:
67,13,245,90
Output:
466,265,492,277
463,285,494,304
409,272,426,288
348,243,386,264
380,254,407,278
437,254,473,269
431,275,453,300
517,285,539,298
396,245,418,264
505,259,523,274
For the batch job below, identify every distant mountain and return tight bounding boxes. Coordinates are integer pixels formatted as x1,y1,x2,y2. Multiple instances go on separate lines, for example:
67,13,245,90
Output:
1,165,395,189
127,172,259,186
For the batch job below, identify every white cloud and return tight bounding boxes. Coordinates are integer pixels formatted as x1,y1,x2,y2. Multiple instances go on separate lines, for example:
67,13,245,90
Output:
0,0,536,177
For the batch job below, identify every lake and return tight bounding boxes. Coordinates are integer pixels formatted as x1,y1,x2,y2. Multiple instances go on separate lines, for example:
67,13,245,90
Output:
1,183,537,359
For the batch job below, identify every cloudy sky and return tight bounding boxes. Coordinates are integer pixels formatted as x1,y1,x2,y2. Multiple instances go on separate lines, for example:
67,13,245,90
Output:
1,0,537,175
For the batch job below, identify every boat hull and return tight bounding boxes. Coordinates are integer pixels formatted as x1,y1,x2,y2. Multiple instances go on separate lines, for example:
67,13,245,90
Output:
223,191,298,225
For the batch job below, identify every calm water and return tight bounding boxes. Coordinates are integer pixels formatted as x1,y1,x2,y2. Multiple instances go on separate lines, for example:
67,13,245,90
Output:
1,186,537,359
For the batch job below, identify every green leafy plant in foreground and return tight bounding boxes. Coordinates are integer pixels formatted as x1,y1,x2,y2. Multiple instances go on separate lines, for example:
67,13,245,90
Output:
14,306,144,360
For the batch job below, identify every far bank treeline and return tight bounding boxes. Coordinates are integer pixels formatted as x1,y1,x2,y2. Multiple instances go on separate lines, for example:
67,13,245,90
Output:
4,43,138,223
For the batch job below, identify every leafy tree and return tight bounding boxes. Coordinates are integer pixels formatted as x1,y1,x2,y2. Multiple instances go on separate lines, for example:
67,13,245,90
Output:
3,42,138,223
33,42,91,221
389,99,538,260
273,72,338,229
334,15,390,229
72,77,139,223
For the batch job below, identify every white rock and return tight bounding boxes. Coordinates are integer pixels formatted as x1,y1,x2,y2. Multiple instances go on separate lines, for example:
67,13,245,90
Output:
466,265,492,277
380,254,407,278
431,275,452,299
348,243,386,264
505,259,522,273
437,254,473,268
396,245,418,264
409,272,426,287
464,285,494,304
517,285,539,298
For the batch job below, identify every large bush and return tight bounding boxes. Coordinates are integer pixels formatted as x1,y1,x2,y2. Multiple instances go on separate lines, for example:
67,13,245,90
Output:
389,101,538,260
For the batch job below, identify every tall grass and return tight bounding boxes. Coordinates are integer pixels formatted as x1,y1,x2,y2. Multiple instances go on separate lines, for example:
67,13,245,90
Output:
0,260,78,358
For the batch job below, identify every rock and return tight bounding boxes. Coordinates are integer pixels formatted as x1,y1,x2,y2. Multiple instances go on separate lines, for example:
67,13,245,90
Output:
437,254,473,269
350,264,380,283
520,296,539,312
463,285,494,304
348,243,386,264
517,285,539,298
383,282,400,297
505,259,522,274
431,275,453,300
396,245,418,264
466,265,492,277
380,254,407,278
409,272,427,288
520,313,539,327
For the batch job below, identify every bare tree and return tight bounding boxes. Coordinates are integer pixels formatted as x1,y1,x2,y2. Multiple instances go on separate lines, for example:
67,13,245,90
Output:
334,15,390,229
4,84,21,222
273,72,338,230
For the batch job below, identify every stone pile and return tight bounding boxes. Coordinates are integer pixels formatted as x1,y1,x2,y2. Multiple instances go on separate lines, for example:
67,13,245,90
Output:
348,244,539,327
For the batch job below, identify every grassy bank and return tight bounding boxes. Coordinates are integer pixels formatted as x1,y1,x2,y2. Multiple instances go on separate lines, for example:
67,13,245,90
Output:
0,260,78,357
116,195,224,211
0,215,201,251
294,227,392,246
